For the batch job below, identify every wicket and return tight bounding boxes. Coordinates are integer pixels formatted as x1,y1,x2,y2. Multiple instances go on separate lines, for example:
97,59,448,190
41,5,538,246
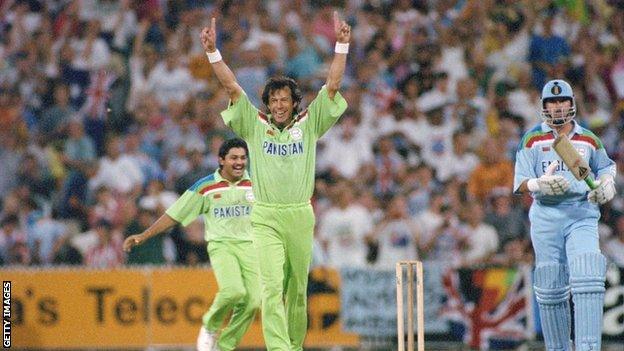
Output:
396,260,424,351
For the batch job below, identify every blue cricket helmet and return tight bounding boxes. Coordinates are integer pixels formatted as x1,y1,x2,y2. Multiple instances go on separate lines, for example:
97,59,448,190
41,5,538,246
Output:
541,79,576,126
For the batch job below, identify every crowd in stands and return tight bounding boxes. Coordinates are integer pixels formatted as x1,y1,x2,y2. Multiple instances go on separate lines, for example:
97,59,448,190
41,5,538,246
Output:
1,0,623,271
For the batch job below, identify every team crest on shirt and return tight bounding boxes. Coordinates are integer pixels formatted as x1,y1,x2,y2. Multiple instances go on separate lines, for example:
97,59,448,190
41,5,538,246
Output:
289,126,303,141
245,190,255,202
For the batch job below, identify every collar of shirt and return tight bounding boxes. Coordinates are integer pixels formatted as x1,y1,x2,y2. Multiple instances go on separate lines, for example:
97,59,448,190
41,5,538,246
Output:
267,114,296,130
540,120,583,136
268,109,308,131
213,169,251,186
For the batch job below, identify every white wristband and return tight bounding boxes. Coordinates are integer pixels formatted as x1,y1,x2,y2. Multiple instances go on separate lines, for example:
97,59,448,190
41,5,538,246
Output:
206,49,222,64
527,178,540,192
335,42,349,54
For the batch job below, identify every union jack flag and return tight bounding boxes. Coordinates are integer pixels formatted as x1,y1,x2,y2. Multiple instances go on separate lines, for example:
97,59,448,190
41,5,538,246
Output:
80,69,116,120
441,267,533,350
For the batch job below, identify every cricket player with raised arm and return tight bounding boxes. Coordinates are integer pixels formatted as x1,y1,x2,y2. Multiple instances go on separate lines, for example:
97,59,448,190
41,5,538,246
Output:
123,138,259,351
514,79,616,351
200,12,350,351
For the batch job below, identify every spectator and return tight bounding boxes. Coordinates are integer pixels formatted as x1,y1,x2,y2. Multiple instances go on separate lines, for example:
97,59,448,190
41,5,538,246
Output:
89,136,144,196
610,46,624,101
369,195,420,269
604,215,624,267
175,149,211,195
0,215,29,265
163,111,206,156
124,207,174,265
127,20,158,112
373,136,406,197
89,186,124,229
242,8,287,62
234,47,269,107
318,181,373,268
203,134,226,171
0,134,23,199
418,194,464,266
436,27,468,86
403,164,438,216
484,188,528,251
467,138,514,202
84,219,124,268
491,237,534,267
52,235,83,266
357,189,384,225
459,202,499,266
58,120,97,221
139,179,178,213
434,130,480,183
28,214,67,265
321,114,374,180
39,83,75,140
16,153,55,202
174,219,209,265
69,19,111,72
507,67,541,126
146,49,200,108
415,92,455,169
125,132,164,184
63,119,97,171
285,31,322,81
528,15,570,88
104,0,138,52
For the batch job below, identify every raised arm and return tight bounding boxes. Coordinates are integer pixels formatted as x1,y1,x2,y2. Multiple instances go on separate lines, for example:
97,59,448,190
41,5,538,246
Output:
131,19,150,58
200,17,243,103
326,11,351,100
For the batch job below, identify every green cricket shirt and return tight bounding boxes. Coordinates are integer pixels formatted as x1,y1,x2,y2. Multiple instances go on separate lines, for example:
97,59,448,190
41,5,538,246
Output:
165,170,254,242
221,86,348,204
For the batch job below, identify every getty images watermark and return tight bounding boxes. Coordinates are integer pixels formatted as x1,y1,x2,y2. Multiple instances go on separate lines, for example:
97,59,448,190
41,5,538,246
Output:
3,281,10,348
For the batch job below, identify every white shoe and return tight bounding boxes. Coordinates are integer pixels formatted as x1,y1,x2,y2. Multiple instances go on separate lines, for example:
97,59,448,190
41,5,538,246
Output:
196,326,218,351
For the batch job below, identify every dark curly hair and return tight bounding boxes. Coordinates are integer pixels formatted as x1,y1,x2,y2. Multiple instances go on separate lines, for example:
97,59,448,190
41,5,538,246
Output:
218,138,248,169
261,76,303,114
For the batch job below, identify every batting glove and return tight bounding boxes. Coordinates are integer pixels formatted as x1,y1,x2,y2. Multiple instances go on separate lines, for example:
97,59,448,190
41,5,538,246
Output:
588,175,616,205
527,160,570,195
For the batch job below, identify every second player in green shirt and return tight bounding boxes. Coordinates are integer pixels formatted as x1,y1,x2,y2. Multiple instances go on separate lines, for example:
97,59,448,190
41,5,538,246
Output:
124,138,259,351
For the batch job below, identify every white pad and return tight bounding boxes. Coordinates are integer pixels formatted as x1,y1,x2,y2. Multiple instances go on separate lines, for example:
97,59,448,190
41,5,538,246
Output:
569,252,606,351
533,263,571,350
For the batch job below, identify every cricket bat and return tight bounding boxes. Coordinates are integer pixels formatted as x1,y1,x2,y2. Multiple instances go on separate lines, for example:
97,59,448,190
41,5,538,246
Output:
552,134,597,189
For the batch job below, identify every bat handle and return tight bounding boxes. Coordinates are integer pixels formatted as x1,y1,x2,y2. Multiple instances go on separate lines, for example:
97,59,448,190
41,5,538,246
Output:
585,175,597,190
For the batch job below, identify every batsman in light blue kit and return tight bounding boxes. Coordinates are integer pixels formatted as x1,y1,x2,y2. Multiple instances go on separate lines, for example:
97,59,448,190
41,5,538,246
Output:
514,79,617,351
